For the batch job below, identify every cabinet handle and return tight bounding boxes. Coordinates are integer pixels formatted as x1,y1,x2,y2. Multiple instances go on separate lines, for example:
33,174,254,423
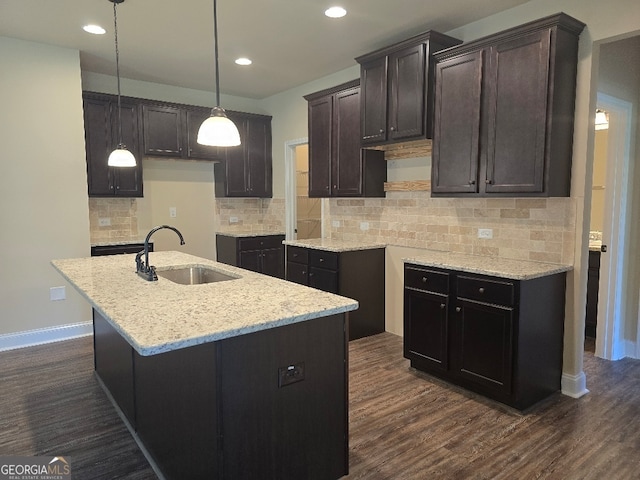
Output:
319,258,324,262
390,126,395,131
440,303,446,309
469,180,476,185
486,179,493,184
478,287,485,294
421,277,428,283
456,306,461,313
116,186,120,190
379,129,384,134
110,185,114,190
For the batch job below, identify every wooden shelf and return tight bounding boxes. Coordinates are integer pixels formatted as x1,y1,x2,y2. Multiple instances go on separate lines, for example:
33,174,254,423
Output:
384,180,431,192
368,139,432,160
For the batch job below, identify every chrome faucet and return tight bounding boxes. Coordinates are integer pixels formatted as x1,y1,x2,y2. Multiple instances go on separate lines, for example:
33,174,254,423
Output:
136,225,186,281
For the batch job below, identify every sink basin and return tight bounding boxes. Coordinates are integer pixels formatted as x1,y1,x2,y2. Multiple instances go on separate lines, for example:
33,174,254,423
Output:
157,266,238,285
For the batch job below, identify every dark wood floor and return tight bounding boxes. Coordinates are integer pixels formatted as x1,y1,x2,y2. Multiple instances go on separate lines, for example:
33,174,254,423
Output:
1,333,639,479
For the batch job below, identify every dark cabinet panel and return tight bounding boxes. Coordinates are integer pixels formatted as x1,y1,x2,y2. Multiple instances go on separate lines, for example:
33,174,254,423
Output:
404,263,566,410
585,250,601,338
432,13,585,197
142,104,183,157
356,31,461,146
83,93,143,198
305,80,386,198
216,234,284,278
214,113,272,198
185,108,220,160
286,245,385,340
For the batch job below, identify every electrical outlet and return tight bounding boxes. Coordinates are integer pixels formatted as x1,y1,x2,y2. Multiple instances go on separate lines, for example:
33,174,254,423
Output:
229,216,239,224
478,228,493,239
360,222,369,231
169,207,177,218
50,286,66,301
98,217,111,227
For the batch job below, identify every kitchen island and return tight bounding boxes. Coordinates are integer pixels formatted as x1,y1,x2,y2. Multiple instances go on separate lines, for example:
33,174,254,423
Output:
52,251,357,480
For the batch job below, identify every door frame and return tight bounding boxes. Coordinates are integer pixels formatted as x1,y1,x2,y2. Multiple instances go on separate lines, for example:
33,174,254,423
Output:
594,93,634,360
284,137,308,241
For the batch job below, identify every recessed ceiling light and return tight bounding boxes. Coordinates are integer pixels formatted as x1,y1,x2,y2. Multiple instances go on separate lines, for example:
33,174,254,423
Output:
235,57,252,66
325,6,347,18
83,24,106,35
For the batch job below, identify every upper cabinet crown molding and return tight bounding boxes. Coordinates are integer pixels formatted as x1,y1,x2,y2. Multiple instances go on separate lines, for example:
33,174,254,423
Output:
355,30,462,146
431,12,585,197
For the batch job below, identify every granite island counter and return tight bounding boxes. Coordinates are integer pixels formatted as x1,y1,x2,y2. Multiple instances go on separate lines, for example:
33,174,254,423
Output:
52,251,356,480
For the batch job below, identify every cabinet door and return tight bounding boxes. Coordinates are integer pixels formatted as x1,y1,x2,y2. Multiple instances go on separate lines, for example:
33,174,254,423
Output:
432,51,483,194
360,56,388,145
332,87,363,196
246,116,272,197
388,43,426,142
185,108,220,160
261,247,284,279
287,261,309,286
404,288,449,372
454,299,513,397
309,267,338,294
84,97,114,196
112,100,143,196
485,30,550,193
142,104,183,157
308,95,332,197
239,249,261,273
218,117,249,196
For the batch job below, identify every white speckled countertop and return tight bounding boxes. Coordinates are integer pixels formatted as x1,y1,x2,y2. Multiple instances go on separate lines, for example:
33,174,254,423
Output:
52,251,357,356
404,251,572,280
283,238,386,252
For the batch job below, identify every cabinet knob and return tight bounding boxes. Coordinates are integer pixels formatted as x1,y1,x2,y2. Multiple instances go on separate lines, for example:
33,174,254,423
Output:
390,126,395,131
456,306,461,313
469,180,476,185
485,179,493,184
478,287,485,294
379,129,384,134
116,186,120,190
440,303,446,309
319,258,324,262
302,270,306,275
110,185,114,190
421,277,428,283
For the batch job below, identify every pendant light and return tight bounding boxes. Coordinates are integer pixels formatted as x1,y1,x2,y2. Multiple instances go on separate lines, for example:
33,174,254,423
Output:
595,109,609,131
107,0,136,167
197,0,241,147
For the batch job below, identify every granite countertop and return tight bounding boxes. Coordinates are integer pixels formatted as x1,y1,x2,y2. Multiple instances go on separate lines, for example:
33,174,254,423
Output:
216,231,285,238
51,251,357,356
283,238,387,252
404,250,572,280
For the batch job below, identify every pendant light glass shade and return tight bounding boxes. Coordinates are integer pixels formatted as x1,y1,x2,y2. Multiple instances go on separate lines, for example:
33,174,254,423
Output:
197,0,241,147
108,144,137,167
108,0,136,167
197,106,241,146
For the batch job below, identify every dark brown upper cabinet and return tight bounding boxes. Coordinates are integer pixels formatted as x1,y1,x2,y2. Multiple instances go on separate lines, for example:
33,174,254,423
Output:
83,92,143,197
355,31,461,147
431,13,585,197
304,80,386,198
214,112,273,198
141,102,219,160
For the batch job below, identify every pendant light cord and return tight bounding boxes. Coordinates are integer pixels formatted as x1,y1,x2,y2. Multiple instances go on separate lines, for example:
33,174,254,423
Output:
214,0,221,107
113,0,124,146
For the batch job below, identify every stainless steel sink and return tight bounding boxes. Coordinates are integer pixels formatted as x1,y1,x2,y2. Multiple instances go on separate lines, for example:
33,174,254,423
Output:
157,266,238,285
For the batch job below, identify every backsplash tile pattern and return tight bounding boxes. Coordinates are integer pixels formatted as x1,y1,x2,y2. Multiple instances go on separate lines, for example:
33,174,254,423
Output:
88,198,139,244
215,198,285,234
327,193,575,265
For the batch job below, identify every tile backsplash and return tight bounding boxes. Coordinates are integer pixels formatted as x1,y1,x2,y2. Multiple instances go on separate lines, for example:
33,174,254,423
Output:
326,193,575,265
215,198,286,234
89,198,139,243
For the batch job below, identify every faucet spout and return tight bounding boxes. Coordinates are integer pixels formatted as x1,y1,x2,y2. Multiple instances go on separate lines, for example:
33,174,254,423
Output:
136,225,186,281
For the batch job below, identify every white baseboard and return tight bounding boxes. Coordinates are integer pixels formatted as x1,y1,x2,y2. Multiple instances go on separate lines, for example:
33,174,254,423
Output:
561,370,589,398
0,322,93,352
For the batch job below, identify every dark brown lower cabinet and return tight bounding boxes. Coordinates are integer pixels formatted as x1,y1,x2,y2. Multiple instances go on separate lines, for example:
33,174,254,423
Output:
93,309,348,480
216,234,285,278
404,263,566,410
585,250,601,338
286,245,385,340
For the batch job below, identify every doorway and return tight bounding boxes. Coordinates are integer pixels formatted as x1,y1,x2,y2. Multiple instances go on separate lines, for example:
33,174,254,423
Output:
590,34,640,361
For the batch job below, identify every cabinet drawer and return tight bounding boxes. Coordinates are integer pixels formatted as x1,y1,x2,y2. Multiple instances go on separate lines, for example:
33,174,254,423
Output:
309,250,339,270
287,261,308,286
457,275,514,306
287,245,309,265
238,235,283,251
404,265,450,294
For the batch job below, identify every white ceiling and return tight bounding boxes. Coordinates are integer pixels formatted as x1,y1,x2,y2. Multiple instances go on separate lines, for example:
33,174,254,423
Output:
1,0,531,99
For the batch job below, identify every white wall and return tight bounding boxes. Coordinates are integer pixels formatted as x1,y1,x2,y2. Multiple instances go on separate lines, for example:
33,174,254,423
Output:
0,37,91,337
